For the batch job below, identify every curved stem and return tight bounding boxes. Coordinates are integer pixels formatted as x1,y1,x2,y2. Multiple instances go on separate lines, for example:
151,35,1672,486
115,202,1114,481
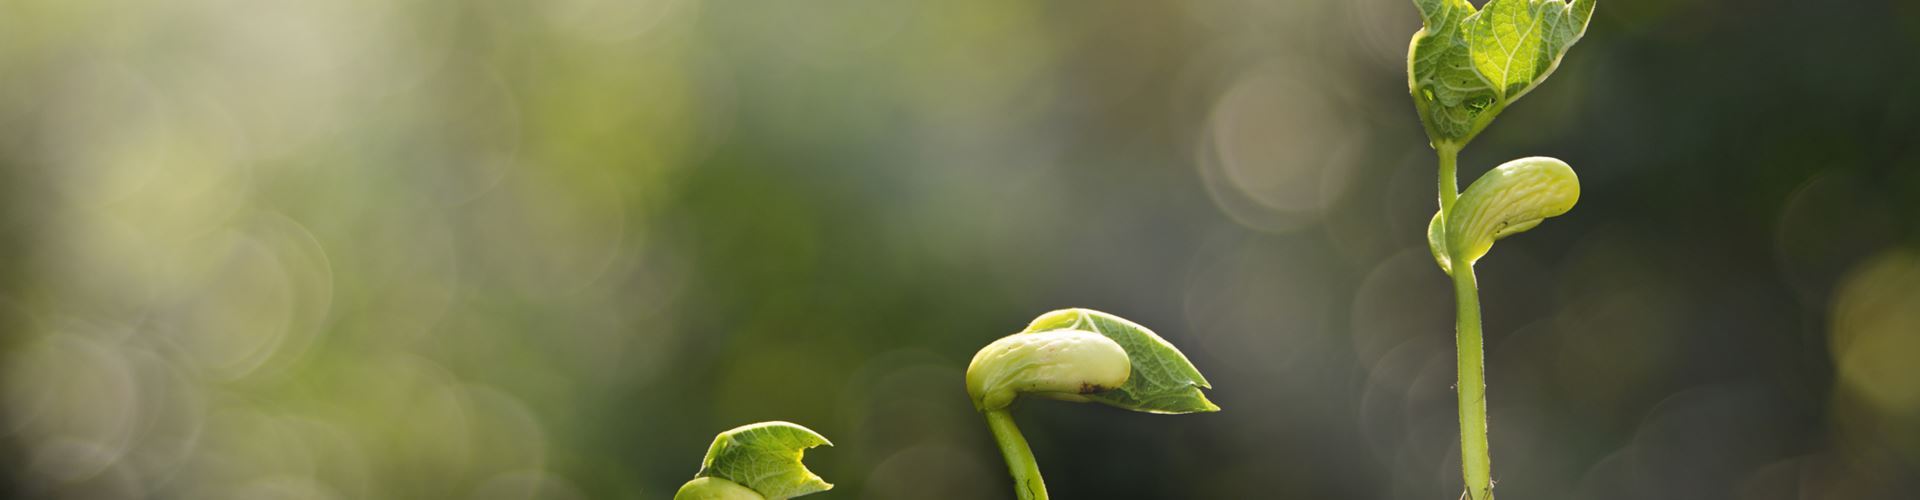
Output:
984,409,1048,500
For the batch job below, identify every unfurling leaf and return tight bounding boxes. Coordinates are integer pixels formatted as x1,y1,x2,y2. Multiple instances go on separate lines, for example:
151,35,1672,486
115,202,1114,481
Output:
1444,156,1580,267
687,422,833,500
1409,0,1596,147
966,329,1132,411
1410,0,1496,145
1020,308,1219,414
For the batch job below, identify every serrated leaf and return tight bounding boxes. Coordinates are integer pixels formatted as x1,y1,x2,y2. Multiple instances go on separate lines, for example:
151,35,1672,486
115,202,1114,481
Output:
694,421,833,500
1409,0,1595,147
1444,156,1580,267
1021,308,1219,414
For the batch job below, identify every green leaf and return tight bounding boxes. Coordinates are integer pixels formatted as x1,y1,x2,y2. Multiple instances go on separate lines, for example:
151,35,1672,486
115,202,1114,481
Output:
1409,0,1497,145
693,421,833,500
1409,0,1596,147
1021,308,1219,414
1444,156,1580,267
1466,0,1596,102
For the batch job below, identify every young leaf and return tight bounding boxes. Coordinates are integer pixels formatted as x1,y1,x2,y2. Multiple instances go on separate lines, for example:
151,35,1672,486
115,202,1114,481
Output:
1444,156,1580,267
967,329,1133,412
1021,308,1219,414
1409,0,1497,145
1466,0,1597,103
691,421,833,500
1409,0,1596,148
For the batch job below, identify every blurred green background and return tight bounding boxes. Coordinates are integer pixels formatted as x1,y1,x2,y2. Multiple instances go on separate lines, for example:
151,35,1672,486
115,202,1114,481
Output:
3,0,1919,498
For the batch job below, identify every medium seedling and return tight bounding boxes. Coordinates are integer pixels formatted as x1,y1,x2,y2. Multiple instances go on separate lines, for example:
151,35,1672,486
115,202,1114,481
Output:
965,308,1218,500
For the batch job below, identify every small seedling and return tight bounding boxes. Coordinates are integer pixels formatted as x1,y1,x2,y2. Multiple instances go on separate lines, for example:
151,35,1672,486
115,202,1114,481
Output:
966,308,1218,500
1407,1,1596,498
673,421,833,500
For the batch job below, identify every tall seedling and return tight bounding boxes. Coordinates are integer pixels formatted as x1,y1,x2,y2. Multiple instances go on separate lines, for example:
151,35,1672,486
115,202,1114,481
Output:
1407,1,1596,498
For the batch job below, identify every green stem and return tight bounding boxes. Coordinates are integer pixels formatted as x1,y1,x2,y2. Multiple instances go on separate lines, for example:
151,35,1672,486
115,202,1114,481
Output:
1452,263,1491,500
984,409,1048,500
1438,144,1462,211
1436,144,1492,500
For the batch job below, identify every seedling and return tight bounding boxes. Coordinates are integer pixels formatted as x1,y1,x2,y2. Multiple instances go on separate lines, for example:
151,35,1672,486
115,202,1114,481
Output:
673,421,833,500
1407,1,1595,498
965,308,1218,500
